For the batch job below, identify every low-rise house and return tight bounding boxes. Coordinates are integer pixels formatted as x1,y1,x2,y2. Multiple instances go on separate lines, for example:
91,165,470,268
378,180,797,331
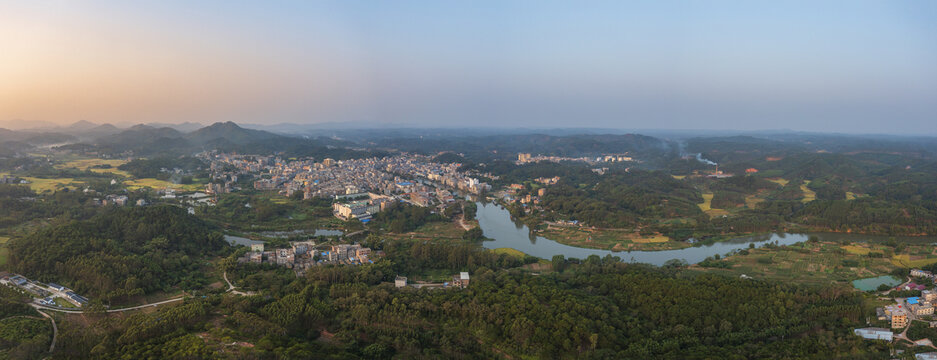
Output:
912,269,934,278
854,327,894,341
395,276,407,288
917,353,937,360
48,283,66,292
923,290,937,303
912,303,935,316
452,272,470,288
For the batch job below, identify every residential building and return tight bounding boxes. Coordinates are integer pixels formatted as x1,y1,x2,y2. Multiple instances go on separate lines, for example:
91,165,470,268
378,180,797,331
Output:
395,276,407,288
452,272,470,288
913,304,935,316
853,327,893,341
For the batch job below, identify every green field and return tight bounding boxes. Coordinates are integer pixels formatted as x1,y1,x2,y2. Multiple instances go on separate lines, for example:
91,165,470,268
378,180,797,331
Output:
696,241,900,286
891,254,937,268
492,248,527,258
539,226,687,251
53,296,77,308
0,247,8,267
124,178,204,191
56,158,131,177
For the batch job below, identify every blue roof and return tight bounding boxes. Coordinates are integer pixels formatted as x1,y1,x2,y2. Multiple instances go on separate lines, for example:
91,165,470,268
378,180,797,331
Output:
397,182,413,186
909,297,920,304
48,283,63,289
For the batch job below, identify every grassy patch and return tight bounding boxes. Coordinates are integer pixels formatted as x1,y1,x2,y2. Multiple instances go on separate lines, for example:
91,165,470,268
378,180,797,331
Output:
744,195,765,208
800,181,816,203
492,248,526,258
671,175,686,180
698,193,713,211
842,245,870,255
0,236,9,245
0,247,8,267
891,255,937,268
56,158,130,177
124,178,203,191
53,297,77,308
21,177,82,193
539,227,687,251
695,241,901,286
632,235,669,243
766,178,789,186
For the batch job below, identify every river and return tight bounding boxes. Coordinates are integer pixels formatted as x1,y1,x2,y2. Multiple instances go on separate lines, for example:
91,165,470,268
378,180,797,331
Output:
477,202,806,266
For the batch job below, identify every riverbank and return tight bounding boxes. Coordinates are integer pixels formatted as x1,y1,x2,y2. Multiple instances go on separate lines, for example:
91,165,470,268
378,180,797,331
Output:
535,226,692,251
691,238,934,288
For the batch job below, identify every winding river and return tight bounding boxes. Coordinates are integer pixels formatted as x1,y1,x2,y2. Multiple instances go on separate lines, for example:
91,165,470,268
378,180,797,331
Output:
476,202,927,266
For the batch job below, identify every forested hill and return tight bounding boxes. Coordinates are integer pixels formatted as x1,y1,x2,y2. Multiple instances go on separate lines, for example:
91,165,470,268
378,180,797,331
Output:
371,133,672,160
7,205,227,303
54,121,384,159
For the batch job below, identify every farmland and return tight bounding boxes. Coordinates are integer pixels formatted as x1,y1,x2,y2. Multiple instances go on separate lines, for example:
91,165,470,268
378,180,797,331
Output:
695,240,901,287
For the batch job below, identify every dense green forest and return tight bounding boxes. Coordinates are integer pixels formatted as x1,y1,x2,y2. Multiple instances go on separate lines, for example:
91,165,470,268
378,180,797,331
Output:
7,205,228,303
53,258,887,359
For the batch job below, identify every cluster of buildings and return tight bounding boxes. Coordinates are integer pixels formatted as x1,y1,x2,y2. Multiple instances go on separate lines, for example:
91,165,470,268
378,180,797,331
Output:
876,291,937,329
201,152,490,203
516,153,633,165
394,272,471,289
332,193,395,221
239,242,316,271
0,175,26,185
0,273,89,307
238,242,379,272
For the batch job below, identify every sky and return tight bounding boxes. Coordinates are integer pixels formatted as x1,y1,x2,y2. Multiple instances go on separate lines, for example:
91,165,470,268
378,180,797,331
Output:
1,1,936,134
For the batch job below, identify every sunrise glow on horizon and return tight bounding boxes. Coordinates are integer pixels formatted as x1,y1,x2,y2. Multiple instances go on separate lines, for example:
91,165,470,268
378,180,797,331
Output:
1,1,936,134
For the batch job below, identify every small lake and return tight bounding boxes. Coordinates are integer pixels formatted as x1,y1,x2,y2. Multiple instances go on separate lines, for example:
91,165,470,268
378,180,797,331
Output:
226,229,343,246
224,235,264,246
853,275,903,291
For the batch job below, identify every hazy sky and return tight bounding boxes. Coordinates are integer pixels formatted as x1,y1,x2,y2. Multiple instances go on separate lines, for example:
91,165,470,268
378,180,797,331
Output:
1,1,935,133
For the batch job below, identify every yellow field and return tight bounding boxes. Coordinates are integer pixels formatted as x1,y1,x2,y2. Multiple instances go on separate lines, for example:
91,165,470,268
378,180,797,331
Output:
744,194,765,208
842,245,870,255
767,178,789,186
631,235,670,243
124,178,203,191
0,236,9,245
698,193,730,216
492,248,526,258
21,177,82,193
800,181,816,203
671,175,686,180
891,255,937,268
698,193,714,211
56,158,131,177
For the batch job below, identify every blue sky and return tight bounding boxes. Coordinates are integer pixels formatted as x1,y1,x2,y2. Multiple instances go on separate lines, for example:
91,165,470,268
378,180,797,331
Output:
1,1,935,133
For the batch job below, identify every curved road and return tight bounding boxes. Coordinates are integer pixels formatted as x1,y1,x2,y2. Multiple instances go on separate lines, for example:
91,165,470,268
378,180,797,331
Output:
30,297,185,314
35,310,57,353
223,271,255,296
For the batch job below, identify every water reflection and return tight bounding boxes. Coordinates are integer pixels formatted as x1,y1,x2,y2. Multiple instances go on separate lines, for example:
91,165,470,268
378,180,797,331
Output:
476,202,810,266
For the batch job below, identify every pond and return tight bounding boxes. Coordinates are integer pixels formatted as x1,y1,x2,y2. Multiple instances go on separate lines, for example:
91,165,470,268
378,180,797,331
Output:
224,235,264,246
852,275,903,291
476,202,809,266
226,229,344,246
